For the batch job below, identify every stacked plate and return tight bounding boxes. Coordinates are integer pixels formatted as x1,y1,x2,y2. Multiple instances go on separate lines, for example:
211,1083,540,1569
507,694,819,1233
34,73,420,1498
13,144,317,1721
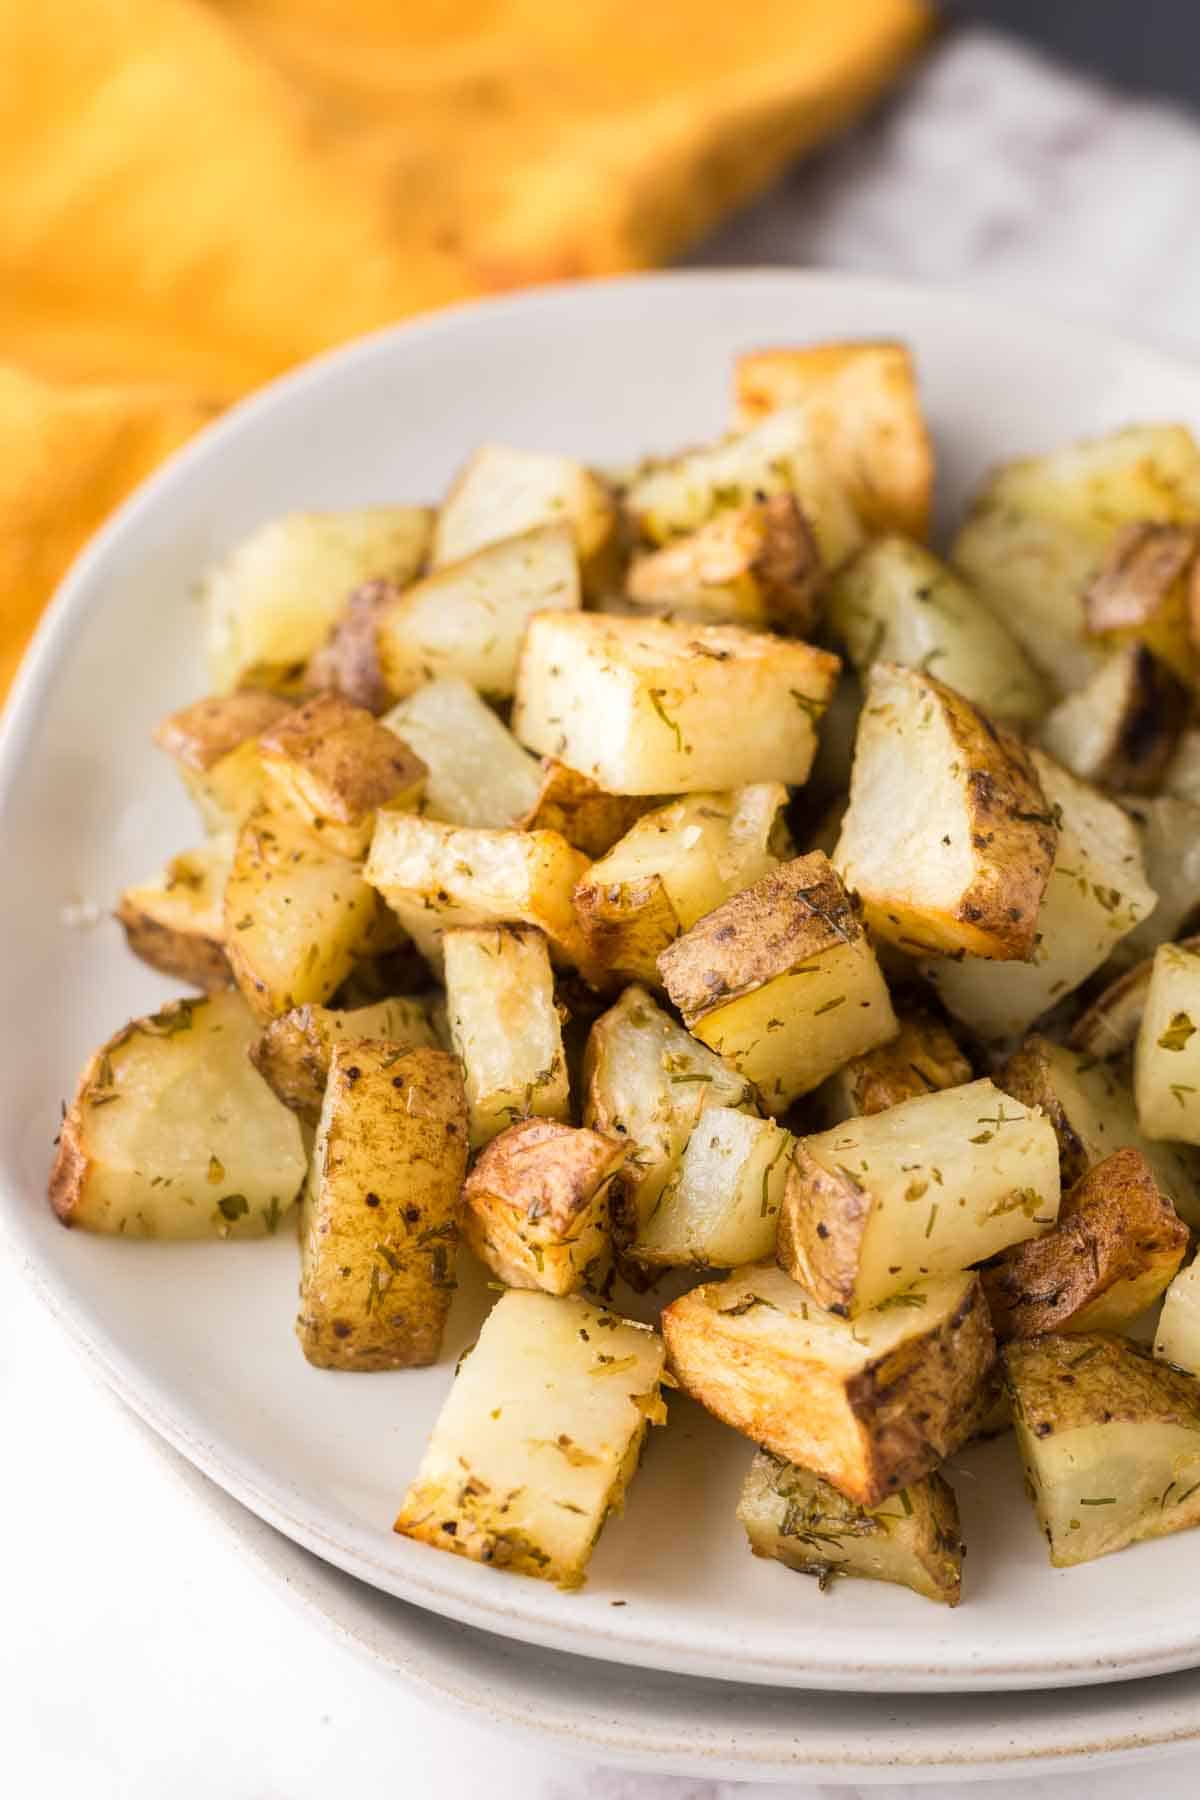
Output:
5,272,1200,1782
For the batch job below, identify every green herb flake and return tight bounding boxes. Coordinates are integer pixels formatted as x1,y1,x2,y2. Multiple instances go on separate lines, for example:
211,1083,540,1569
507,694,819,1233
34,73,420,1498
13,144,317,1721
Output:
218,1194,249,1222
647,689,684,752
1159,1013,1197,1054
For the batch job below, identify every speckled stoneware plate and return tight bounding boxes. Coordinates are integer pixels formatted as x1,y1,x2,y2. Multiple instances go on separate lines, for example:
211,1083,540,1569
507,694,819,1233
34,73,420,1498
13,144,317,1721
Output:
4,271,1200,1694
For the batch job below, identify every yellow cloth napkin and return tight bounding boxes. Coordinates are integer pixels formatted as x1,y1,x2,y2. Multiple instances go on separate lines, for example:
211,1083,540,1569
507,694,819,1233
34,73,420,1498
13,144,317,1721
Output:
0,0,929,698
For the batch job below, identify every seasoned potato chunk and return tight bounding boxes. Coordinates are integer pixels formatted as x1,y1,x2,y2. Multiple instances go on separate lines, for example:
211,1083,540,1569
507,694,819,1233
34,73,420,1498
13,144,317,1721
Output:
923,751,1157,1042
657,853,897,1114
573,785,790,984
662,1265,994,1506
296,1044,467,1370
258,692,426,858
1118,795,1200,962
815,1007,972,1125
834,662,1056,960
116,836,234,991
1135,942,1200,1143
517,760,660,860
432,444,616,590
154,692,291,832
394,1290,666,1587
1007,1332,1200,1567
462,1118,625,1294
982,1148,1187,1340
625,496,824,634
582,985,758,1241
632,1107,792,1269
204,508,433,691
1155,1258,1200,1375
1068,944,1200,1061
778,1079,1059,1316
443,926,570,1147
829,537,1047,727
738,1450,962,1605
513,611,839,796
732,341,933,539
1038,645,1187,795
49,992,306,1238
250,996,435,1122
381,678,541,831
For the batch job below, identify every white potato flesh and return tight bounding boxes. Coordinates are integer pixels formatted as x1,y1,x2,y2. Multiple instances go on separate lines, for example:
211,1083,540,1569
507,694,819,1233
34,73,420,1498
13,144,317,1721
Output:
203,508,433,690
952,504,1105,696
1156,1260,1200,1375
1135,943,1200,1144
1164,729,1200,804
443,926,570,1147
1023,1416,1200,1568
1118,796,1200,961
382,679,541,829
634,1107,793,1268
432,444,615,571
394,1290,666,1587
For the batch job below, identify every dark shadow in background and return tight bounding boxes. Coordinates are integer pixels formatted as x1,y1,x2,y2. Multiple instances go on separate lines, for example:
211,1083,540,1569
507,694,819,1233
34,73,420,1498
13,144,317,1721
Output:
956,1,1199,111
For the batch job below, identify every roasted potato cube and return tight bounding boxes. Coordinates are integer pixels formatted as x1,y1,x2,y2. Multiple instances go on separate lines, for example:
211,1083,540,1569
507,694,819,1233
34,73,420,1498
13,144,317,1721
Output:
1070,950,1171,1061
1081,521,1200,681
1038,645,1188,795
923,751,1157,1042
997,1034,1200,1229
204,508,433,691
394,1290,666,1587
657,853,897,1115
732,341,933,539
625,496,824,635
432,444,616,592
632,1107,792,1269
581,985,758,1241
296,1044,467,1370
1134,942,1200,1143
738,1450,962,1605
513,611,839,796
365,812,594,978
779,1079,1059,1316
1118,795,1200,962
835,662,1056,961
829,537,1047,727
982,1148,1187,1340
662,1265,994,1506
154,692,291,832
257,692,426,858
49,992,306,1238
573,785,790,984
516,760,660,859
626,407,864,570
815,1007,972,1125
116,836,234,991
381,678,541,831
443,925,570,1147
250,996,435,1122
224,806,383,1020
462,1118,624,1294
305,578,399,713
1155,1258,1200,1375
952,503,1105,697
1007,1332,1200,1567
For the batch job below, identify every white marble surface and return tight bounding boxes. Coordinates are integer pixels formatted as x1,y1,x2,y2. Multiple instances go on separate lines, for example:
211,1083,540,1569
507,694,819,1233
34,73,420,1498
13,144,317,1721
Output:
12,22,1200,1798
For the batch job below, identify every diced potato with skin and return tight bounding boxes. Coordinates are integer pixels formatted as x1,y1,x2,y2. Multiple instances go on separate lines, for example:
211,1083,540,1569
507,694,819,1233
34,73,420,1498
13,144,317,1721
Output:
443,925,570,1147
829,537,1048,727
834,663,1056,962
732,341,934,540
1039,645,1188,795
923,751,1157,1042
204,508,434,692
462,1118,625,1295
49,992,306,1238
512,611,839,796
626,407,864,570
662,1265,995,1507
258,692,426,859
1118,795,1200,961
632,1107,792,1269
394,1290,666,1587
625,496,825,635
296,1044,467,1370
1155,1257,1200,1375
432,444,617,592
952,503,1105,697
116,836,234,992
997,1034,1200,1229
1080,521,1200,681
1006,1332,1200,1568
778,1079,1060,1317
982,1148,1187,1340
573,785,790,985
738,1450,962,1605
1135,942,1200,1144
153,692,291,832
815,1007,972,1125
365,812,595,980
517,760,660,860
249,996,436,1122
581,985,758,1242
1067,941,1200,1061
305,579,401,714
657,853,898,1116
224,806,383,1021
381,679,541,832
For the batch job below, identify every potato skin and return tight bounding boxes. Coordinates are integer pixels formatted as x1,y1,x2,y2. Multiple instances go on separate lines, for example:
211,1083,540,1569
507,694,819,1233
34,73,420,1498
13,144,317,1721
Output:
249,998,435,1122
818,1007,971,1122
517,761,659,860
259,691,427,855
153,692,292,770
115,893,232,991
626,495,825,636
305,578,400,714
462,1117,625,1294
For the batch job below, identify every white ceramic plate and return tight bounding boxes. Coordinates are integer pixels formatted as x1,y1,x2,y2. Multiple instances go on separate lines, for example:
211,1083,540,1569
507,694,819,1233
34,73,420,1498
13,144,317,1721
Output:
5,270,1200,1695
